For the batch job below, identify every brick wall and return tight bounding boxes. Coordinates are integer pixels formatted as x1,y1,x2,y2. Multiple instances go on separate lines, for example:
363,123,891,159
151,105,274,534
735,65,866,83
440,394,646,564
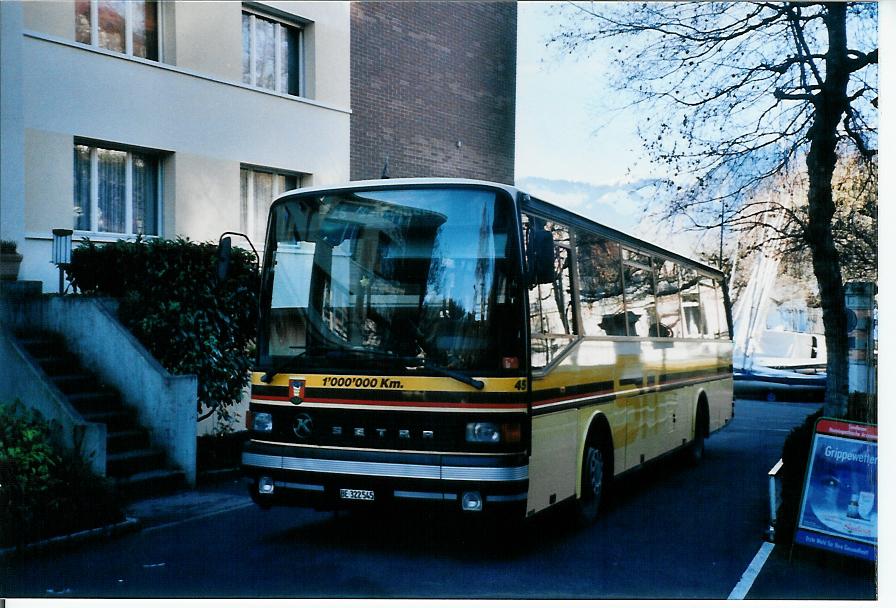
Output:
350,2,516,184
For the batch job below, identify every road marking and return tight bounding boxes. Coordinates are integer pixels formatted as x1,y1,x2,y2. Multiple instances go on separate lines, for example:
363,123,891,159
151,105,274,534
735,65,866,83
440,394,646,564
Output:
728,541,775,600
139,500,254,534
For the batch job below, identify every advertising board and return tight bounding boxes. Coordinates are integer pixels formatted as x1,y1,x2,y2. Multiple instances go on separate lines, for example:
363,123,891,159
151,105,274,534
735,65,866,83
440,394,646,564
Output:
795,418,877,561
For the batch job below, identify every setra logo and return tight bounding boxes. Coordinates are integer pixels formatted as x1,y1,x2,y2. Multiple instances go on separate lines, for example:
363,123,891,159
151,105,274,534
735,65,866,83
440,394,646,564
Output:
293,413,313,439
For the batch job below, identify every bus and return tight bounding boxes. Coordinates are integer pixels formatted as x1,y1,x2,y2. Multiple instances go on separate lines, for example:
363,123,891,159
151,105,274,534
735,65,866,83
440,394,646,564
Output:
237,178,733,522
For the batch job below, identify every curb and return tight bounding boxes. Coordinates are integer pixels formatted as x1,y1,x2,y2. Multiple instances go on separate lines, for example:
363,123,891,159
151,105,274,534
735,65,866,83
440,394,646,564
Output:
0,517,140,560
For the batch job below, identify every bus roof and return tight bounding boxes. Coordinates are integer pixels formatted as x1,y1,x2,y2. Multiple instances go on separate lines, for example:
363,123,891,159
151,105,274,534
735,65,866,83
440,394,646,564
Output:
521,194,724,279
273,177,521,203
273,178,723,279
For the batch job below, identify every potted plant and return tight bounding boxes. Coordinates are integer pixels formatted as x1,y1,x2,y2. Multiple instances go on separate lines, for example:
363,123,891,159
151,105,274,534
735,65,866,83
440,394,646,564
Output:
1,240,23,281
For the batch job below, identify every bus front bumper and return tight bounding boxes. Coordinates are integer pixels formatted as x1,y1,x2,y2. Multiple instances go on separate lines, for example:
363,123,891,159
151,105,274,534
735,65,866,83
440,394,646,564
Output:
241,440,528,515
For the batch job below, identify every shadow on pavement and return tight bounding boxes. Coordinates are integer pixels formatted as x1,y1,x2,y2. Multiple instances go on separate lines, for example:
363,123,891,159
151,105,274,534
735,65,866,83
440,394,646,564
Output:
258,444,705,562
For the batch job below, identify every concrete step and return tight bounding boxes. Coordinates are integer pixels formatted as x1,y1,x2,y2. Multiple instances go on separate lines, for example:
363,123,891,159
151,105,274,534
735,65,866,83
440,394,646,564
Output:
67,389,122,413
14,330,188,501
48,372,103,395
115,468,187,500
32,354,82,376
82,409,138,432
17,334,65,357
107,448,168,477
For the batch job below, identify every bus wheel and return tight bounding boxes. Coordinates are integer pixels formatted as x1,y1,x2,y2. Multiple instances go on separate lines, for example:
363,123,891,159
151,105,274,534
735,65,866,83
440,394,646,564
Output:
576,442,605,525
687,400,708,465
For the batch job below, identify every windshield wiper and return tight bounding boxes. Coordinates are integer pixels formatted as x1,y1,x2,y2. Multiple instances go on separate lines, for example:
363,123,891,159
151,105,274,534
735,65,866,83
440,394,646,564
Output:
410,357,485,391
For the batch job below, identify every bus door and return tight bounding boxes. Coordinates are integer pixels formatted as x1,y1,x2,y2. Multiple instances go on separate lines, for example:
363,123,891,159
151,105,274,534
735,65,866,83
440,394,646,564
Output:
525,216,579,513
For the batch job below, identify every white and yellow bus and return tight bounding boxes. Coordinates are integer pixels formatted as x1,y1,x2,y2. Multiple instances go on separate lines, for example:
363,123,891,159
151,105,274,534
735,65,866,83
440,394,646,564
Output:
239,178,733,522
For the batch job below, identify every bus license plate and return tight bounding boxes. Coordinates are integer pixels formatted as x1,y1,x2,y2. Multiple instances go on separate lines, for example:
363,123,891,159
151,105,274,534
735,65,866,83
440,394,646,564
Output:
340,488,375,501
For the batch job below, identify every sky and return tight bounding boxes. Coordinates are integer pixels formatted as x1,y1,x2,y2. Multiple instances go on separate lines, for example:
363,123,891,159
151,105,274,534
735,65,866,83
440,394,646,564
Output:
514,2,892,263
514,2,700,255
515,3,646,186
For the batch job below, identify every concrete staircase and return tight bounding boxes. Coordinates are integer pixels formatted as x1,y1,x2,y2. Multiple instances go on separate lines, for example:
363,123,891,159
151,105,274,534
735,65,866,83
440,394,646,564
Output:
16,331,186,498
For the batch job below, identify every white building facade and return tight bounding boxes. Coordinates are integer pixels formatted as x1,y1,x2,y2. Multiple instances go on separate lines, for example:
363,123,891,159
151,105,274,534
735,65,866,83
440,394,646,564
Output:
1,0,351,289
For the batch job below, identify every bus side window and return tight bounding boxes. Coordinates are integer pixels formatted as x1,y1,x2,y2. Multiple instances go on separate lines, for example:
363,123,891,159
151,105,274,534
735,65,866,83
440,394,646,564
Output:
680,267,705,338
654,259,682,338
715,281,730,338
524,215,575,367
575,232,624,337
622,249,657,337
700,278,722,339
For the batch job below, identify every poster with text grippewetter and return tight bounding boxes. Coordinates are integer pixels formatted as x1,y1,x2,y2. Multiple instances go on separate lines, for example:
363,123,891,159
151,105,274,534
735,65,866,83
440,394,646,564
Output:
796,419,877,561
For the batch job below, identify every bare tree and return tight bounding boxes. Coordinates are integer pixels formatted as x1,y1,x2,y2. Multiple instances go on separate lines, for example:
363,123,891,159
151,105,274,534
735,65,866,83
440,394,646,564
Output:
551,2,877,418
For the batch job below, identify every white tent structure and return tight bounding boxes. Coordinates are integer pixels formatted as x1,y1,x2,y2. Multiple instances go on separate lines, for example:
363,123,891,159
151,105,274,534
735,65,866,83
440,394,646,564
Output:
729,204,826,396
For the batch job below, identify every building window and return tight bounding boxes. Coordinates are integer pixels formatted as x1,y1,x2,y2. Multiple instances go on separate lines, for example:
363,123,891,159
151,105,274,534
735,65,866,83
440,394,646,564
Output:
74,143,160,236
242,7,303,96
75,0,159,60
241,167,300,246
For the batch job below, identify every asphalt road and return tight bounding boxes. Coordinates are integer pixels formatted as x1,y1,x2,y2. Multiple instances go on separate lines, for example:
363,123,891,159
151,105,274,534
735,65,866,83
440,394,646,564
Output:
0,398,877,599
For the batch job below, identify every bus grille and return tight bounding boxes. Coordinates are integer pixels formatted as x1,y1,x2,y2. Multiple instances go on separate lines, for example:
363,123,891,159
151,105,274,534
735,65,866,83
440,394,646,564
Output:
252,407,526,453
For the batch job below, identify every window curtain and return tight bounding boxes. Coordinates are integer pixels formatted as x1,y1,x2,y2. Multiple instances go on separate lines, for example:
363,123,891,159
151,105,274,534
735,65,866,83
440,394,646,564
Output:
253,171,273,245
97,148,126,233
255,17,276,90
240,168,250,237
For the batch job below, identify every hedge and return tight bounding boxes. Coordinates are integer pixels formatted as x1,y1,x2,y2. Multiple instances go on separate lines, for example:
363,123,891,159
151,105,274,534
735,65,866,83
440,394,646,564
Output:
0,401,123,548
66,237,259,422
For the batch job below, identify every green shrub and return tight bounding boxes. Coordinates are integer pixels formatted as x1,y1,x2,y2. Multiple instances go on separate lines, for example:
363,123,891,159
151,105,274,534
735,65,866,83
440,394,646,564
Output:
66,237,259,421
0,402,123,548
775,407,824,545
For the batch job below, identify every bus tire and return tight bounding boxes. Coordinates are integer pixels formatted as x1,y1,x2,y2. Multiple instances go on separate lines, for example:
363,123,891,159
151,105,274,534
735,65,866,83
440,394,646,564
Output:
687,396,709,465
576,436,608,525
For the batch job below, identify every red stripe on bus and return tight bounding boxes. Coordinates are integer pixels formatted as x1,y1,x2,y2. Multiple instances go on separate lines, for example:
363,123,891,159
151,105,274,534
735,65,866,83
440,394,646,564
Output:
532,373,730,408
309,397,526,409
253,394,291,401
533,389,615,407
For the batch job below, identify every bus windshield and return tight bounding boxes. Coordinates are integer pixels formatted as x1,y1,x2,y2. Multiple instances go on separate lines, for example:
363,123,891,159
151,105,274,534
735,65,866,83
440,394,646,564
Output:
259,187,523,375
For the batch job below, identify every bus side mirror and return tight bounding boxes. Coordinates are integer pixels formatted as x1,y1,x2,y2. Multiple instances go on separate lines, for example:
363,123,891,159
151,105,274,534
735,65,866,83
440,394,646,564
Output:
216,236,232,284
528,227,555,285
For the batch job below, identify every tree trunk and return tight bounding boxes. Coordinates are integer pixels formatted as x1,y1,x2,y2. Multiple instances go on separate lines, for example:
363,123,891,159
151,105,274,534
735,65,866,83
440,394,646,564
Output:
805,3,850,419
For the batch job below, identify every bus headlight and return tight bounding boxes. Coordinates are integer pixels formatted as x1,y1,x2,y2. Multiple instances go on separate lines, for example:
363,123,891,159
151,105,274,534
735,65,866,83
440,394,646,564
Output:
251,412,273,433
466,422,500,443
465,422,522,444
